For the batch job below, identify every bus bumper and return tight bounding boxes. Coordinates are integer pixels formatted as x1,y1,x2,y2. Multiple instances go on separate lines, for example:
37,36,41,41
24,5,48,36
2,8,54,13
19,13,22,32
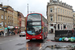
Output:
26,36,43,40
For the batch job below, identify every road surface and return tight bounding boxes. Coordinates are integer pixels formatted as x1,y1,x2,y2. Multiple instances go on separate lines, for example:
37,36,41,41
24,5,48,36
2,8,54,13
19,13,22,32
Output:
0,34,75,50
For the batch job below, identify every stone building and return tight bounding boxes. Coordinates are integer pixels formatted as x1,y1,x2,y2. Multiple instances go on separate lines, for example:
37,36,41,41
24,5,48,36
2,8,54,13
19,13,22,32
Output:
21,17,25,31
0,4,7,27
13,11,19,28
25,17,26,27
5,6,14,28
47,0,73,33
73,12,75,27
0,4,21,35
18,12,25,32
0,4,20,29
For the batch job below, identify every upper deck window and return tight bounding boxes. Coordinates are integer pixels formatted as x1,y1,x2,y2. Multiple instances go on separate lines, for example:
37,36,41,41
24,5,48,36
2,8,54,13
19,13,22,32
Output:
27,14,41,21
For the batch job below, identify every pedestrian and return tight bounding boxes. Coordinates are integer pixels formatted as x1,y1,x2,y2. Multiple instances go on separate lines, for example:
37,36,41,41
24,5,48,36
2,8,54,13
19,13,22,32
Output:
13,30,15,35
18,30,19,34
9,30,11,35
1,31,4,35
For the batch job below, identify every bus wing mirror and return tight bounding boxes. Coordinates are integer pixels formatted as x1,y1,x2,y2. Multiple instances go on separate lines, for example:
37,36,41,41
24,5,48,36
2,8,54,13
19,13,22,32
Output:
25,28,26,30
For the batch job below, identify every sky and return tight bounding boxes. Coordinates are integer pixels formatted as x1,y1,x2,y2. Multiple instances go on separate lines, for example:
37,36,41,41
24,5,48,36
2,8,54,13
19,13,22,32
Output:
0,0,75,18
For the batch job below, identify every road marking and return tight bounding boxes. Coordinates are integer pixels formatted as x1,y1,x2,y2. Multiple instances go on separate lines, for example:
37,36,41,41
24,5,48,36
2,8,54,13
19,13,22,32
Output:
9,40,13,41
44,42,46,44
39,47,42,49
42,44,44,46
0,43,2,44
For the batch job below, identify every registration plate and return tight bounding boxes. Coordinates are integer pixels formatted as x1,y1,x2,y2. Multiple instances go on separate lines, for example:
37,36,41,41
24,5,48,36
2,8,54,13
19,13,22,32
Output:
32,38,36,40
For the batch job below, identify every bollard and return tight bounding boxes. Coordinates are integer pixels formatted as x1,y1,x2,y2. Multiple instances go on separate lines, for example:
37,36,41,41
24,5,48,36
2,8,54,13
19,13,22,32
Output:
4,33,5,36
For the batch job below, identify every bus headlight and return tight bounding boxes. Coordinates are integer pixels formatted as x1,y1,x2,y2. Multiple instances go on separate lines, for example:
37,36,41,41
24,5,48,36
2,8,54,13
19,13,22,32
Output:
26,37,29,38
39,36,42,38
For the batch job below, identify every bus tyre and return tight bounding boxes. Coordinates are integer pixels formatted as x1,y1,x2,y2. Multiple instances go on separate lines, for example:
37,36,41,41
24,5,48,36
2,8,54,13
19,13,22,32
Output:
30,40,33,41
19,35,21,37
45,36,47,39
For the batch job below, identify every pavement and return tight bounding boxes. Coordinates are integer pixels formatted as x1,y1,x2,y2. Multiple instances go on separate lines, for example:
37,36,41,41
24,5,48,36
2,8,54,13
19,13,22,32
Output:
0,34,18,38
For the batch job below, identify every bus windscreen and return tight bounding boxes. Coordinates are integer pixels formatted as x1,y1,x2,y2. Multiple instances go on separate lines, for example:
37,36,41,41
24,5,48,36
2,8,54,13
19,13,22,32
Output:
27,26,41,35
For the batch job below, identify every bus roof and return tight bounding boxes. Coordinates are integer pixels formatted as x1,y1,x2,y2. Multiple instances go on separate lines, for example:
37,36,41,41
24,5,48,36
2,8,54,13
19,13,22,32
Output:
27,13,42,16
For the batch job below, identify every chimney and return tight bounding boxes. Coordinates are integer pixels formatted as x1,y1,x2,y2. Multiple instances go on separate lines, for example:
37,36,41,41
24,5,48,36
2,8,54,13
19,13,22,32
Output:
50,0,59,3
0,4,3,8
50,0,53,3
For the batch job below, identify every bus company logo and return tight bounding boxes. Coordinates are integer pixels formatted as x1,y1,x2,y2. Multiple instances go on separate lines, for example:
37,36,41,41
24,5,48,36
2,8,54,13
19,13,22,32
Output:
33,33,35,35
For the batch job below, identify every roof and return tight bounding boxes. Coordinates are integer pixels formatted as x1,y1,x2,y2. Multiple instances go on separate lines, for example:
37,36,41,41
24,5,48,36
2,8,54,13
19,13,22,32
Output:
3,5,14,10
17,11,25,17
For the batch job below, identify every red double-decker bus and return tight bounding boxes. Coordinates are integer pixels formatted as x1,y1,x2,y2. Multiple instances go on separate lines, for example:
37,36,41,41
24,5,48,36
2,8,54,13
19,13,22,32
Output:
26,13,48,40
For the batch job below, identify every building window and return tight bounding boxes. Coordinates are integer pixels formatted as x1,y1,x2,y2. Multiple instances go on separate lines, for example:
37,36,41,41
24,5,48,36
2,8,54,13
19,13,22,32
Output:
58,8,60,12
69,12,70,14
9,22,11,25
63,10,64,13
67,11,68,14
4,9,6,11
73,15,74,17
11,17,13,20
0,7,2,9
1,15,3,19
54,25,56,29
13,13,14,16
50,24,53,26
63,17,64,21
50,16,53,21
53,0,57,1
12,17,13,20
8,16,9,19
65,10,66,14
61,24,62,30
50,8,53,12
1,22,3,26
10,17,11,20
8,22,9,25
63,25,66,29
61,9,62,13
5,16,6,19
58,24,59,30
61,16,62,21
9,17,10,19
69,11,70,14
8,11,10,14
5,23,6,25
58,16,59,20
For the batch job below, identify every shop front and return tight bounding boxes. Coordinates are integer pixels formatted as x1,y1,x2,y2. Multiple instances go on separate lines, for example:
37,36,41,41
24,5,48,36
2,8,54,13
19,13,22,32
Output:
8,26,15,35
15,26,20,34
0,26,4,36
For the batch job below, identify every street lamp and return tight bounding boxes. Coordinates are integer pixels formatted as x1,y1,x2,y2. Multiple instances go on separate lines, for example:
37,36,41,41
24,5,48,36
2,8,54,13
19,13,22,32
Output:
27,4,29,14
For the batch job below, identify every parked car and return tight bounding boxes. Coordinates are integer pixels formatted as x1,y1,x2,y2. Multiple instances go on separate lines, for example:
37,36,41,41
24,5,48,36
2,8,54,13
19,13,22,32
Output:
19,31,26,37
